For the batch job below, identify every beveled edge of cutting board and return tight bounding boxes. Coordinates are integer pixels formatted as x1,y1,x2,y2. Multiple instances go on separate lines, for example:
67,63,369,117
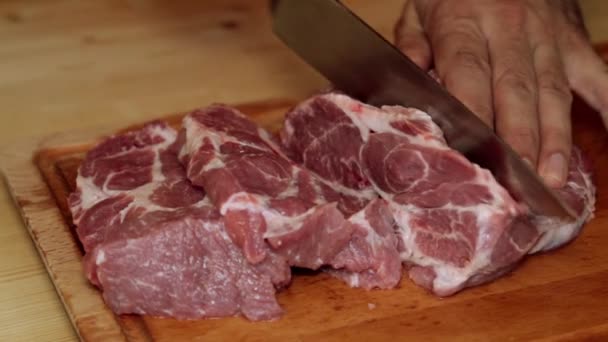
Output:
0,98,297,342
0,138,131,342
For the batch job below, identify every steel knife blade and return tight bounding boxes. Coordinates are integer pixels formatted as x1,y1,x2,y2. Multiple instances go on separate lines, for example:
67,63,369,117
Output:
271,0,575,219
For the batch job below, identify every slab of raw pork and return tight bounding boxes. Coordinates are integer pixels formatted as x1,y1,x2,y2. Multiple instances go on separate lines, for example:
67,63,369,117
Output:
530,147,596,253
68,121,291,320
328,198,403,289
281,93,595,296
179,105,402,289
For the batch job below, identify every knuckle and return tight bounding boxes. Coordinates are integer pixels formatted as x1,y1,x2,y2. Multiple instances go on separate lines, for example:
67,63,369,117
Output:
512,127,539,145
498,118,539,144
496,70,537,99
503,126,540,152
432,16,484,45
453,49,491,76
537,71,573,102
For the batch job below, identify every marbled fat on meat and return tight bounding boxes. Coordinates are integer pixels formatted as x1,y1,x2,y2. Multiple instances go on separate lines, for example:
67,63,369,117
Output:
530,147,596,253
68,122,290,320
179,105,403,289
179,106,353,267
281,93,596,296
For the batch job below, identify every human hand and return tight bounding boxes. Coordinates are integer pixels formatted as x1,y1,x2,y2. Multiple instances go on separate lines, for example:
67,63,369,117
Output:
394,0,608,187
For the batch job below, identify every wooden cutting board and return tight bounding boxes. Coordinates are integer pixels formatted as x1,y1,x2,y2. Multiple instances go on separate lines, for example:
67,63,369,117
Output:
2,97,608,341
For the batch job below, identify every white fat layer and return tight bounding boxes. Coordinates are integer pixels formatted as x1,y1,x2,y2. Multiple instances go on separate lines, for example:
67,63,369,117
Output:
220,190,321,239
258,127,292,161
283,117,295,141
324,93,446,149
182,115,226,173
74,125,182,225
528,218,581,254
96,250,106,265
347,208,369,227
303,160,376,203
347,273,360,287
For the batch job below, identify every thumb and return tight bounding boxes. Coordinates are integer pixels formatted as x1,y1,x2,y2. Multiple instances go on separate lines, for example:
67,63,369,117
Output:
394,0,432,70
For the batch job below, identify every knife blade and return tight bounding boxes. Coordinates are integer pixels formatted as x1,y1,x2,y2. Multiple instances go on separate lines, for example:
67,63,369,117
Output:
271,0,575,219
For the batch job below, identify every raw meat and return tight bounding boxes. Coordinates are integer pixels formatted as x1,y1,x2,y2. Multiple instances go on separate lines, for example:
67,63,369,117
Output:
530,147,596,253
178,105,402,289
179,106,353,266
67,92,595,321
329,198,402,289
281,93,595,296
68,122,291,320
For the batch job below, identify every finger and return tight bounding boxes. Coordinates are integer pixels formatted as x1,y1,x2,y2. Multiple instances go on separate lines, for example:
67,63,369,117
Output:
533,41,573,188
394,0,432,70
427,18,494,127
561,36,608,129
485,6,540,167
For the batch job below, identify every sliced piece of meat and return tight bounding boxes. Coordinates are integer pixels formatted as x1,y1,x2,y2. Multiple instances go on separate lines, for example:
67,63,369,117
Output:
69,122,290,320
328,198,402,289
179,105,402,289
530,147,596,253
179,106,355,267
281,93,595,296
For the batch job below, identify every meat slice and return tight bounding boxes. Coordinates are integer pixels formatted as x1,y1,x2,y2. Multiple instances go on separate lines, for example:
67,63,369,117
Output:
328,198,402,289
179,105,402,289
531,147,596,253
179,106,352,267
68,122,290,320
281,93,595,296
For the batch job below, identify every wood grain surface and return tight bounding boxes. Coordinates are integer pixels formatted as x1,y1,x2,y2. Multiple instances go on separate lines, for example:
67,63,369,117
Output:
1,1,608,341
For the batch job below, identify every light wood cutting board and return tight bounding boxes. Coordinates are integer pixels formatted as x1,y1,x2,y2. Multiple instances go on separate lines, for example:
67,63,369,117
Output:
3,82,608,341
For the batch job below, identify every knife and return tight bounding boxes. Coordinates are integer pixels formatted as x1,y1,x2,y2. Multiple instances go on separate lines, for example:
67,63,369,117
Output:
271,0,576,219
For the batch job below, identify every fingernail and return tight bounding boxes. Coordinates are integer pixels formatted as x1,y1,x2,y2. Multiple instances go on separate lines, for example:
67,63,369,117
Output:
541,153,568,188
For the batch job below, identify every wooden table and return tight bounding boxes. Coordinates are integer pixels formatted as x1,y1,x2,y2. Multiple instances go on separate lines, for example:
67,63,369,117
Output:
1,1,607,341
